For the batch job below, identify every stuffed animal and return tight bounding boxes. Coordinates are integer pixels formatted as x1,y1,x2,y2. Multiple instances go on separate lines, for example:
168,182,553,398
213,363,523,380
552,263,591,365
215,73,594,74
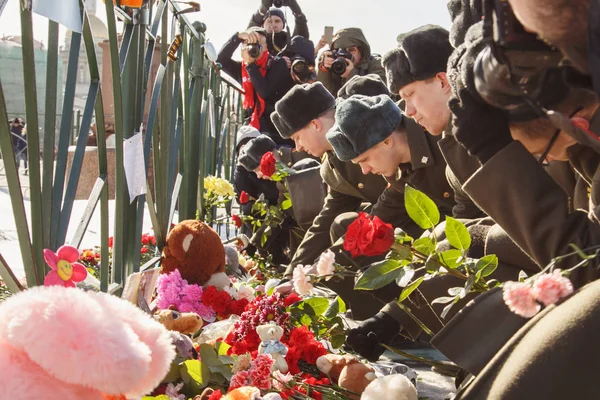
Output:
0,285,175,400
161,220,228,288
155,309,203,360
155,309,203,335
256,322,288,373
360,374,418,400
316,354,376,399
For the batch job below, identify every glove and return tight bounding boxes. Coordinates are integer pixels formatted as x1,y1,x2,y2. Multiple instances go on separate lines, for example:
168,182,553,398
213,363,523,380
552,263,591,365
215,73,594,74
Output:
447,22,513,164
259,0,272,14
283,0,303,16
345,311,400,362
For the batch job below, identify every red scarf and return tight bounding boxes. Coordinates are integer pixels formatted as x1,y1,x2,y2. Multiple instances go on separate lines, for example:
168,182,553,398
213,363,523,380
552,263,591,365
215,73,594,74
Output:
242,51,271,130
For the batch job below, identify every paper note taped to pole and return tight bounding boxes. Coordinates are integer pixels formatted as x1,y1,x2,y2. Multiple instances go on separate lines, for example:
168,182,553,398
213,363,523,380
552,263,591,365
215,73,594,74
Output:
124,129,147,204
32,0,82,33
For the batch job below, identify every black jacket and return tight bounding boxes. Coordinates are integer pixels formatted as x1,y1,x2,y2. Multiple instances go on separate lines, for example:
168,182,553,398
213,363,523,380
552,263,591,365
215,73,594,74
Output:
217,34,295,146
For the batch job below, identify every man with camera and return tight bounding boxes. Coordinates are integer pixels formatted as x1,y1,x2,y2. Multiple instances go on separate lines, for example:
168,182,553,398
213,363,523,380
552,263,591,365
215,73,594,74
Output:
316,28,386,96
247,0,309,56
217,27,295,146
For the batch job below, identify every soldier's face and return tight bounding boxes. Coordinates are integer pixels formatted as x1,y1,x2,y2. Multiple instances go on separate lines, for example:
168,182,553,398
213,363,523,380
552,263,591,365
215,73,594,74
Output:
352,138,398,177
399,74,452,136
290,118,332,157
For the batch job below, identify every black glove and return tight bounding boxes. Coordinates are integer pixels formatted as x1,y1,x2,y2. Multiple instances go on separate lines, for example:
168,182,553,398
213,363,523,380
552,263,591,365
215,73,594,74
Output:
259,0,272,14
345,311,400,362
283,0,303,15
447,22,513,164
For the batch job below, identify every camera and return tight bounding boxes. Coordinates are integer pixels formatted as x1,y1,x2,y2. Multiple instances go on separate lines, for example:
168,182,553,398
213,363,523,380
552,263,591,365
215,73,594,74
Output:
330,48,353,75
247,43,262,59
291,56,316,83
473,0,565,120
273,0,283,8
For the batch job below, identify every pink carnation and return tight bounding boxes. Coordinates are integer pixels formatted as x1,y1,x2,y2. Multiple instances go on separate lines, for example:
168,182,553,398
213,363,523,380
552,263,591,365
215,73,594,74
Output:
229,370,250,391
249,354,273,390
532,269,574,306
502,281,541,318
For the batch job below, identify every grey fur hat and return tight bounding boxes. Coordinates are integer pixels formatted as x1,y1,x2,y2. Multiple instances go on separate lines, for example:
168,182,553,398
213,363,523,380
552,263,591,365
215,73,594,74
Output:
337,74,391,100
384,25,454,94
271,82,336,139
326,94,403,162
237,134,277,171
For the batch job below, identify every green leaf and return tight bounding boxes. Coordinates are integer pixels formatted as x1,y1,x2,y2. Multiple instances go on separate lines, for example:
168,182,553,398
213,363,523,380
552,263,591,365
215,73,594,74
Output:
399,276,425,302
389,243,413,261
431,296,457,305
568,243,598,260
324,296,347,318
299,313,312,326
475,255,498,277
355,259,403,290
395,265,415,288
180,360,209,390
330,334,346,349
463,274,476,295
518,270,529,282
161,361,182,383
404,185,440,229
441,299,458,319
445,217,471,251
216,341,231,356
438,249,463,269
281,198,292,210
304,297,329,316
413,237,435,256
447,287,463,297
199,344,220,367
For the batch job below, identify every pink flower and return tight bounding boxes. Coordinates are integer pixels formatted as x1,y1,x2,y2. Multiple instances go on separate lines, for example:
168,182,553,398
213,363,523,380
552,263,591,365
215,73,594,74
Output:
249,353,274,390
165,382,185,400
502,281,541,318
229,370,250,390
532,269,574,306
316,249,335,280
43,245,88,288
292,265,314,296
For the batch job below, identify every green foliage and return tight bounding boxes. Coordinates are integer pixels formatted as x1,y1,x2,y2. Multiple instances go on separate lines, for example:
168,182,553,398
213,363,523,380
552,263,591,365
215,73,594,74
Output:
404,185,440,229
290,296,347,348
413,237,435,256
445,217,471,251
438,249,463,269
399,276,425,302
355,259,406,291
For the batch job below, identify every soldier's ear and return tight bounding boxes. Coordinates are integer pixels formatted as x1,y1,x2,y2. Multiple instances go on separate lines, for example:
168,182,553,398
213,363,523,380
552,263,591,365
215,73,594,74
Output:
437,72,450,94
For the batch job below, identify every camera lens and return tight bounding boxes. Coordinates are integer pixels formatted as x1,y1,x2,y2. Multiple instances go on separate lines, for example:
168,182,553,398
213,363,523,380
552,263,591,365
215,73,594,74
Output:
273,0,283,7
331,58,347,75
247,44,261,58
292,60,306,74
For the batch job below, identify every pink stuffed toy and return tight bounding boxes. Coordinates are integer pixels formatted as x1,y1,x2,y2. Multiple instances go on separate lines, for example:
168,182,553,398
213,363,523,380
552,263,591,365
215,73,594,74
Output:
0,285,176,400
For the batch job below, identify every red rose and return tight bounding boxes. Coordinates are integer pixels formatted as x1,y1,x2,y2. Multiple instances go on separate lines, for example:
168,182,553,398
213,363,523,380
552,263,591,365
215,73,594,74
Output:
260,151,277,177
232,214,242,228
108,237,114,248
239,190,250,205
343,212,394,257
343,212,370,257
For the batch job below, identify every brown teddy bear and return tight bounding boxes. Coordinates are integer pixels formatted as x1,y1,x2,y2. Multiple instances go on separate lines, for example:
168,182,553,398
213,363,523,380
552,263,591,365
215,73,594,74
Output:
154,309,203,335
316,354,376,399
161,220,227,287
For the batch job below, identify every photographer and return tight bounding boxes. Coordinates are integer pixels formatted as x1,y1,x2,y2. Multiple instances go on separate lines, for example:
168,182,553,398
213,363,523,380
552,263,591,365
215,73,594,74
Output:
217,27,295,146
277,35,317,85
247,0,309,56
316,28,386,96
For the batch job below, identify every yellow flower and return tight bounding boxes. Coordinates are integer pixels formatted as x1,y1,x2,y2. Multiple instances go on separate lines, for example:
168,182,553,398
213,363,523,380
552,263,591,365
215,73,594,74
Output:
204,176,234,198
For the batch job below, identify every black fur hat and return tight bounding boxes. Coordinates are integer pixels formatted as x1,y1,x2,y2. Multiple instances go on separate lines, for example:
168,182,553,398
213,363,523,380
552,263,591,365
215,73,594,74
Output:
384,25,454,94
271,82,336,139
238,134,277,171
337,74,391,100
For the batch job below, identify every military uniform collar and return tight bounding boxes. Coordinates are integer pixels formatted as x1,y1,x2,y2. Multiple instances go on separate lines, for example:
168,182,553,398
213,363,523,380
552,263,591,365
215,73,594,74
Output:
405,117,435,171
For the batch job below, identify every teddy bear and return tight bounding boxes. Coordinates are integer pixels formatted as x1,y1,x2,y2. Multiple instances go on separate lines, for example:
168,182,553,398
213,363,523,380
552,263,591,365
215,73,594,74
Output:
361,374,418,400
316,354,377,399
155,309,204,360
155,309,204,335
161,219,229,288
256,322,288,373
0,285,176,400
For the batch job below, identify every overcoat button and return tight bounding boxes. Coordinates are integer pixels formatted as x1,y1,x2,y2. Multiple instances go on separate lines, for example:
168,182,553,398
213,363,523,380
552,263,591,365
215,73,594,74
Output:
443,192,451,198
358,183,364,189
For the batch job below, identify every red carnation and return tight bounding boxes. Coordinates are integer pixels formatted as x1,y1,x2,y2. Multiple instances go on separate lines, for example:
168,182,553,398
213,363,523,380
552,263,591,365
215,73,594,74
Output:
239,190,250,205
260,151,277,177
208,389,223,400
232,214,242,228
283,292,302,307
343,212,394,257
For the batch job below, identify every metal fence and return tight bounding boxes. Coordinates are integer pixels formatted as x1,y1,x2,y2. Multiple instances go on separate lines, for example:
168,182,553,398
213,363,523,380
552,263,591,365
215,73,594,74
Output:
0,0,243,294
